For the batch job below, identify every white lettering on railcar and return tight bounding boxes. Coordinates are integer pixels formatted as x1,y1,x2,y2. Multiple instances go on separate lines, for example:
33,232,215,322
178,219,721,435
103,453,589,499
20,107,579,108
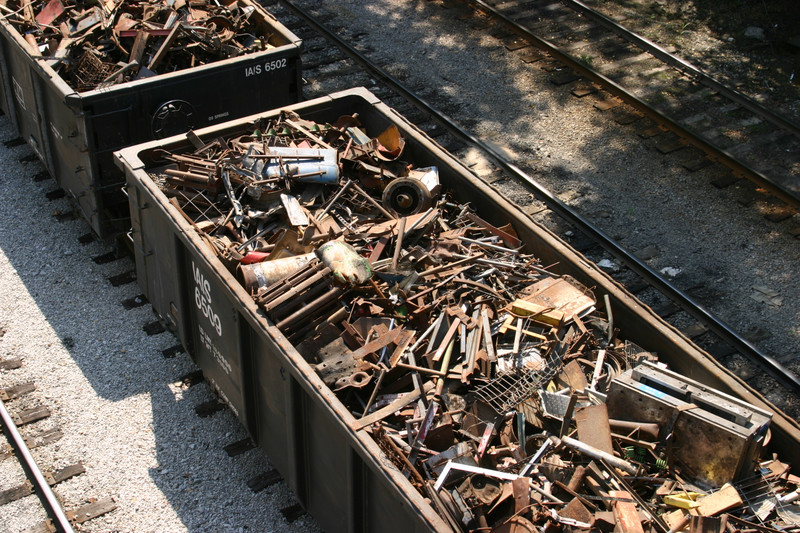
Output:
12,77,25,110
199,325,231,376
244,58,288,77
192,261,222,336
208,111,230,122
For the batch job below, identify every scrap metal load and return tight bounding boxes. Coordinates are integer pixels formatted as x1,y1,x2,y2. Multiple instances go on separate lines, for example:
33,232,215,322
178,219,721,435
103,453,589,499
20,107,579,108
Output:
147,111,800,533
2,0,280,91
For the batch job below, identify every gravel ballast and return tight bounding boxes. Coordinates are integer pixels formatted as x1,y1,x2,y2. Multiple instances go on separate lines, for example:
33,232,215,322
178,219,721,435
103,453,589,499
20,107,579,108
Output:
0,116,319,532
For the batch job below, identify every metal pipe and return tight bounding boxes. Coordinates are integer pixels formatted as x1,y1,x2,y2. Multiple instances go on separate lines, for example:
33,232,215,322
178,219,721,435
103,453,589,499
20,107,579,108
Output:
453,255,517,270
554,435,638,475
403,207,435,237
395,362,447,377
458,236,520,254
531,484,564,504
349,180,396,220
270,277,332,321
391,217,406,271
378,319,396,366
420,254,482,278
260,268,330,312
276,286,343,329
361,368,387,417
408,318,439,354
519,438,553,476
608,419,660,440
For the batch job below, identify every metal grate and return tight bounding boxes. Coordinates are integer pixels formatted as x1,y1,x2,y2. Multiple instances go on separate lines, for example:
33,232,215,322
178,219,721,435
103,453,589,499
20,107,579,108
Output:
734,471,800,529
72,51,117,92
174,188,226,224
151,171,226,227
473,347,561,415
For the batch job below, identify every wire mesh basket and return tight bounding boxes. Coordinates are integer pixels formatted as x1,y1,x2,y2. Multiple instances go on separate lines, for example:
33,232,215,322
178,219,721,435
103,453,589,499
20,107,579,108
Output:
72,51,117,92
735,470,800,529
473,343,562,415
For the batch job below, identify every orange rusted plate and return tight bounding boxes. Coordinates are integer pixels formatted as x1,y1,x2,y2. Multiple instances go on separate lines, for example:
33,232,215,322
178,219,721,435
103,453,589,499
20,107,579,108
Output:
493,516,537,533
611,490,645,533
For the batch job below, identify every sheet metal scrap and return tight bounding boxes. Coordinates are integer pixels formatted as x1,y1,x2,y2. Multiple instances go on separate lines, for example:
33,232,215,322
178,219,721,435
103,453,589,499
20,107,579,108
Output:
147,112,798,533
2,0,281,91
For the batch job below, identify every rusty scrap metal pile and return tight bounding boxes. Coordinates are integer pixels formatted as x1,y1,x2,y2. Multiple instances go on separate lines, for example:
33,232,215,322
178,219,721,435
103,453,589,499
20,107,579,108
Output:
149,112,800,533
1,0,278,91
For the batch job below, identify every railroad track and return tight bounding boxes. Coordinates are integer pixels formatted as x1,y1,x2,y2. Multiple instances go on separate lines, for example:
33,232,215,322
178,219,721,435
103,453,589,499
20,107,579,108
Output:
263,0,800,418
467,0,800,209
0,363,115,531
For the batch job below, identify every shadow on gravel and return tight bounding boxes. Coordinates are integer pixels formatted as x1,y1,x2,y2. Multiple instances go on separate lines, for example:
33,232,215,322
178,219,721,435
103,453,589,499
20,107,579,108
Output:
0,158,166,403
0,115,313,531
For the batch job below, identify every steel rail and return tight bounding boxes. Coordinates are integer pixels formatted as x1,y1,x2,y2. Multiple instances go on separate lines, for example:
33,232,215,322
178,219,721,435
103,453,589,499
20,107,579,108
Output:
277,0,800,393
0,397,75,533
467,0,800,209
561,0,800,139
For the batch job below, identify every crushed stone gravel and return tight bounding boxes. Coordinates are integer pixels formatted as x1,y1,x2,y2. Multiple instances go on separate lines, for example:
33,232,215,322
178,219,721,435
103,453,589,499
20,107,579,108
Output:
0,116,319,533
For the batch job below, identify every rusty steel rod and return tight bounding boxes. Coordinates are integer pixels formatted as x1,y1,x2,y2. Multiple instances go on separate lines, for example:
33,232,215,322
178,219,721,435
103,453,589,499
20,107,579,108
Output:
276,286,344,330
